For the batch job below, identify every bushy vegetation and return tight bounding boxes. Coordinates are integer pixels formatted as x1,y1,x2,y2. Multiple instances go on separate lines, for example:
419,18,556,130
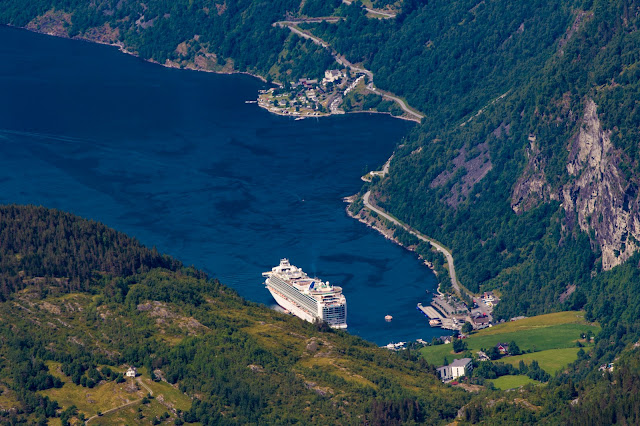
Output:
3,0,640,420
0,206,468,424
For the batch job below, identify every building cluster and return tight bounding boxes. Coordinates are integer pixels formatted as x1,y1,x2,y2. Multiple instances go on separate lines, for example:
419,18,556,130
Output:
481,291,499,308
419,292,497,331
257,69,366,118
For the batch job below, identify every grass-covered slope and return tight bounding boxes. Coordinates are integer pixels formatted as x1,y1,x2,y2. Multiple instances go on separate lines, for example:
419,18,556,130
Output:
0,205,468,425
420,311,599,370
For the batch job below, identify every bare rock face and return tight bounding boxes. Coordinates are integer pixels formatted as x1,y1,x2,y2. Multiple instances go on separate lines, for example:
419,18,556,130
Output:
511,99,640,270
431,142,492,207
511,136,556,214
562,99,640,270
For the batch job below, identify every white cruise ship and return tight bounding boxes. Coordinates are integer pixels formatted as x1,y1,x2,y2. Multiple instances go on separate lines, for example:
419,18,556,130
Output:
263,259,347,329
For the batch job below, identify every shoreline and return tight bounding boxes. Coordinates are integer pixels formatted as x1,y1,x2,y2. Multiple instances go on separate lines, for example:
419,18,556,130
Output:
344,195,443,295
7,24,273,85
342,109,421,123
10,25,420,123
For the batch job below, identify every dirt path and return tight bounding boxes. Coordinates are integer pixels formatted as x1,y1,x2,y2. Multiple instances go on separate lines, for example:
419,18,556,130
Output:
85,378,153,424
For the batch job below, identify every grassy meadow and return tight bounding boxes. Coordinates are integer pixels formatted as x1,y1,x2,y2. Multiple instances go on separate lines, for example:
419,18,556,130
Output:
420,311,599,370
489,375,540,390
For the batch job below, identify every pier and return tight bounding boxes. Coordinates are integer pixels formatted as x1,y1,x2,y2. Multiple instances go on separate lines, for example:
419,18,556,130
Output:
417,303,443,320
417,295,468,331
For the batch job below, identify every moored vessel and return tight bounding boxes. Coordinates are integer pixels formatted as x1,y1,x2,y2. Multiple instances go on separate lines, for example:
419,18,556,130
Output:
263,259,347,329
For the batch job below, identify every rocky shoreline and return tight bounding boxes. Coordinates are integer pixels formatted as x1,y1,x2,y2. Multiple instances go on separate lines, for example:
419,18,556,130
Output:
13,23,419,123
344,195,442,289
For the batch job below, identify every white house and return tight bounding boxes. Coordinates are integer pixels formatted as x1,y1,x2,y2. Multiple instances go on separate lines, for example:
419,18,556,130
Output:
125,366,137,378
436,358,473,382
323,69,342,83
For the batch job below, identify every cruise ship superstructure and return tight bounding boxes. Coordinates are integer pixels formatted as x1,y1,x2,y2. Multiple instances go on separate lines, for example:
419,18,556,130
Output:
263,259,347,329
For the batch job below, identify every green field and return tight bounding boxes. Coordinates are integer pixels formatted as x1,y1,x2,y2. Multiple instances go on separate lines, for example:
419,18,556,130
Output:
92,399,174,425
489,375,539,390
499,347,582,374
40,362,192,422
420,311,599,367
40,362,147,418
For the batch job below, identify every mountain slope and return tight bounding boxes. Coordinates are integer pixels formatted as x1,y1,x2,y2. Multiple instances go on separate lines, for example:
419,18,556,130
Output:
0,205,468,425
355,0,640,322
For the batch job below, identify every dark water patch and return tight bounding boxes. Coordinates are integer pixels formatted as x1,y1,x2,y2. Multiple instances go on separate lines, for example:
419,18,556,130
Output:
0,25,447,345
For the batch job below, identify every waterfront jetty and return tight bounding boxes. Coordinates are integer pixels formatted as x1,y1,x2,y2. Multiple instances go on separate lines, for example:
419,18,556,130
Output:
417,293,485,331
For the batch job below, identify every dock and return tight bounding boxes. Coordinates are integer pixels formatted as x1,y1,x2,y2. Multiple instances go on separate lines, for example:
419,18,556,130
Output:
417,301,464,331
417,303,443,320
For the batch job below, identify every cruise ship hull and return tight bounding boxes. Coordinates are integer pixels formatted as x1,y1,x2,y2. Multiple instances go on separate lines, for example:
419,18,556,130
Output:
266,284,348,329
263,259,347,329
267,287,317,323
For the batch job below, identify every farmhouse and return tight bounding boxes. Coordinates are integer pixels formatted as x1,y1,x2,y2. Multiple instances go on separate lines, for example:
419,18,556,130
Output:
496,343,510,354
436,358,473,382
126,366,137,377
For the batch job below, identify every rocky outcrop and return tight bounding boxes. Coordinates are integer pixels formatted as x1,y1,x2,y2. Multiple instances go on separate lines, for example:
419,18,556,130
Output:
562,99,640,270
26,9,71,37
431,142,492,207
511,99,640,270
511,136,556,214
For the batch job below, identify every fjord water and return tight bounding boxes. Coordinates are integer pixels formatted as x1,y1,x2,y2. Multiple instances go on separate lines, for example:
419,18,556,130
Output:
0,26,445,345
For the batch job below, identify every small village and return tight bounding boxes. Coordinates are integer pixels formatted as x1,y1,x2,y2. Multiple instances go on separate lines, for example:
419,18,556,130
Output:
417,291,499,332
257,68,366,118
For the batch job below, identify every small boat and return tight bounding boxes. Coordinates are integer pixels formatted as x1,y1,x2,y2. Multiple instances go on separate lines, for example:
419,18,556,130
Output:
385,315,393,321
294,116,305,121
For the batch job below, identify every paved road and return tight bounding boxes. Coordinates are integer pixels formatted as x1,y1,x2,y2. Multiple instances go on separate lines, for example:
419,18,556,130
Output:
377,90,424,121
363,191,460,293
342,0,397,18
362,190,492,319
275,22,330,48
382,155,393,175
274,23,423,122
277,17,343,24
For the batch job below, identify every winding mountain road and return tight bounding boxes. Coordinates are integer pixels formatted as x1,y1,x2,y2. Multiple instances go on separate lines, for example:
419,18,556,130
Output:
341,0,397,18
363,190,493,319
273,22,424,122
363,191,460,293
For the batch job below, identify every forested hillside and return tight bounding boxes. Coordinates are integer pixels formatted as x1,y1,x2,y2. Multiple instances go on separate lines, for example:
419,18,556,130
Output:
4,0,638,325
0,206,639,424
4,0,640,421
367,0,640,321
0,0,338,81
0,205,469,424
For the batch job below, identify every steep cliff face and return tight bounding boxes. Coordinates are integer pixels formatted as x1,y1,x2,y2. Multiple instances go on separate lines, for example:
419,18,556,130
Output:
511,136,555,214
513,99,640,270
562,99,640,270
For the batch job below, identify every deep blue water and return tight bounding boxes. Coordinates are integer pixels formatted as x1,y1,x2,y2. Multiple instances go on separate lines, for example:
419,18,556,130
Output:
0,25,446,345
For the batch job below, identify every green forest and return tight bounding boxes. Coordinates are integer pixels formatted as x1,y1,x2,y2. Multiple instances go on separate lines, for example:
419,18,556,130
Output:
3,0,640,422
0,205,470,424
0,205,640,424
